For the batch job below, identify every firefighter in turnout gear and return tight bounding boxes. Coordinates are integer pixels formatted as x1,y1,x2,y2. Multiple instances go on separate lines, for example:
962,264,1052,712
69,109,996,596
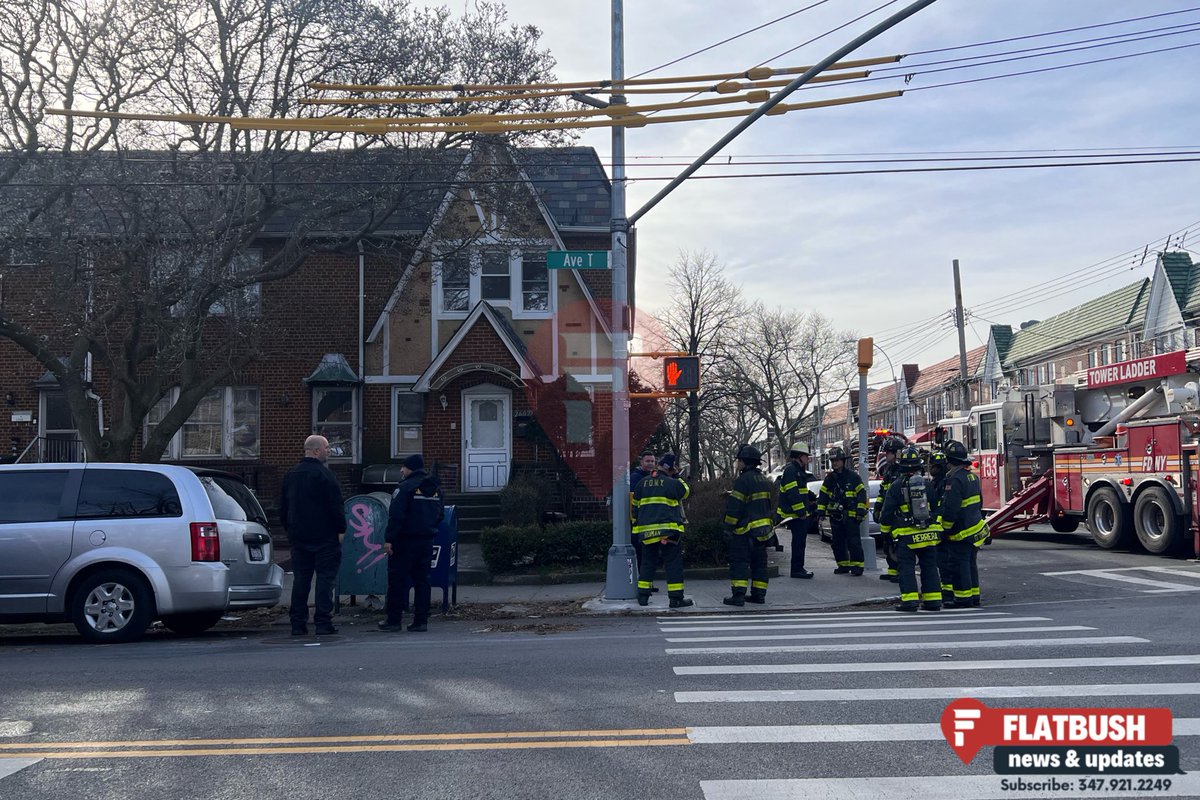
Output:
937,440,986,607
632,453,694,609
879,446,943,612
815,446,868,575
927,450,955,603
873,437,905,583
722,445,775,606
777,442,816,579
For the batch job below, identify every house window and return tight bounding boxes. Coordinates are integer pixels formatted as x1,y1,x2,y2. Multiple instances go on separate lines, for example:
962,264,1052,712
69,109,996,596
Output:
1115,340,1126,362
392,389,424,458
521,254,550,312
146,386,260,460
313,387,355,460
161,248,262,318
565,399,592,446
480,251,511,301
440,254,470,312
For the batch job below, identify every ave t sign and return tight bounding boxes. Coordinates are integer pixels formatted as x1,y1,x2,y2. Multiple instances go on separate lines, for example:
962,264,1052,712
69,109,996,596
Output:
547,250,610,270
663,356,700,392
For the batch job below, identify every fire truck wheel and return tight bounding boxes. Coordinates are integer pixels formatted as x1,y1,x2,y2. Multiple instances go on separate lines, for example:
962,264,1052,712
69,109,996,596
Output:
1133,486,1183,555
1049,515,1080,533
1086,487,1132,549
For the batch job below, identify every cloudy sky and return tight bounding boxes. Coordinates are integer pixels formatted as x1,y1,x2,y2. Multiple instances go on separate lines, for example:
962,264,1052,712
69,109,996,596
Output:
459,1,1200,385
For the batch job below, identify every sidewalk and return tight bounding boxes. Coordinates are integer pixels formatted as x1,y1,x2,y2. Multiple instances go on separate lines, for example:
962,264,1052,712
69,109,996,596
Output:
282,530,899,615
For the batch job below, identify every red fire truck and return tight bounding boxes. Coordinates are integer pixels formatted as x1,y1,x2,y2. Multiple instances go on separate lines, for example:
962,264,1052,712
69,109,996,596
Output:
939,350,1200,556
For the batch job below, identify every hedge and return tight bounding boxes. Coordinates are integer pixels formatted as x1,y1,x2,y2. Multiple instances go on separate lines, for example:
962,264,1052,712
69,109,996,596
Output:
480,518,730,574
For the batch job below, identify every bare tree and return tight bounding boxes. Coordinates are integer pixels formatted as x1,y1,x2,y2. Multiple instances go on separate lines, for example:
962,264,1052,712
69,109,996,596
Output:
0,0,566,461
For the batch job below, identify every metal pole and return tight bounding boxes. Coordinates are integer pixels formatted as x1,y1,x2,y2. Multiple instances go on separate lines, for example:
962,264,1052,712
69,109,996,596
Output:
858,368,877,571
628,0,940,226
953,258,971,412
604,0,637,601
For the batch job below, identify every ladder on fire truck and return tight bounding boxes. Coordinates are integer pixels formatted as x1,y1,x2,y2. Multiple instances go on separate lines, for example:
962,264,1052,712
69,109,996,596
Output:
984,474,1053,536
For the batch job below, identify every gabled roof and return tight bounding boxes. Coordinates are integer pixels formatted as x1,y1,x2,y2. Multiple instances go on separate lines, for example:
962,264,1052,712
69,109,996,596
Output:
1003,279,1150,365
990,324,1014,363
907,345,986,399
303,353,360,385
1162,251,1195,311
412,302,542,392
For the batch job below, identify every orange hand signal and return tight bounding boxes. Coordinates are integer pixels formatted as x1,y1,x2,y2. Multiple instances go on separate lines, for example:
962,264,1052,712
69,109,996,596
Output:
666,361,683,386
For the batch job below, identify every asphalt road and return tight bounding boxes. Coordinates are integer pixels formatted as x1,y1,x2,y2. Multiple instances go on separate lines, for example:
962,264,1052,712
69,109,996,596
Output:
4,529,1200,800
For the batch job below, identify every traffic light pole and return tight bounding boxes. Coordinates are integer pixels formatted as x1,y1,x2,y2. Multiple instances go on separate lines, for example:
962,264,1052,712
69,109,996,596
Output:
604,0,637,600
604,0,939,599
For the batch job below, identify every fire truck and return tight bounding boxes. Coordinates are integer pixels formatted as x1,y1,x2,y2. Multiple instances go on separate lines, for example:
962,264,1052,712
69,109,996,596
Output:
937,349,1200,556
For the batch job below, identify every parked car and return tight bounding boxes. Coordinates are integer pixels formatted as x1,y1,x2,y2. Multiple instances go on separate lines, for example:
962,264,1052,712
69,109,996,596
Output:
0,463,282,643
807,478,883,541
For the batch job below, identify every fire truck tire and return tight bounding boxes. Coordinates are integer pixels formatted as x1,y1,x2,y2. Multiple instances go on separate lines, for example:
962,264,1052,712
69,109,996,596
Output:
1133,486,1183,555
1049,515,1080,533
1086,487,1132,549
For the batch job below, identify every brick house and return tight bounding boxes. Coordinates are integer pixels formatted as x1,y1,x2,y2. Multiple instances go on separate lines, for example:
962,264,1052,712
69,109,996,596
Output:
0,144,623,523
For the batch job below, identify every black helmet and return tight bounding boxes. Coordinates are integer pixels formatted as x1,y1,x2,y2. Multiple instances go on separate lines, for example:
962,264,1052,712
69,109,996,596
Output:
881,436,904,454
898,446,923,470
736,444,762,465
929,451,948,469
827,446,848,462
943,440,969,464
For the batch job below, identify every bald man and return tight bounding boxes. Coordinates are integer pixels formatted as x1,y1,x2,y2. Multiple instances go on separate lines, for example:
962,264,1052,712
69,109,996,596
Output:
280,434,346,636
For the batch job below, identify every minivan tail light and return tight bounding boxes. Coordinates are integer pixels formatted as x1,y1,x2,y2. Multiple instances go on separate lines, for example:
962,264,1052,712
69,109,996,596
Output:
191,522,221,562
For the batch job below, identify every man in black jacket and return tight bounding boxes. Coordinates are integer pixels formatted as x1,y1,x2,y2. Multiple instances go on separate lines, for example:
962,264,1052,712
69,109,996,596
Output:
379,454,444,633
280,435,346,636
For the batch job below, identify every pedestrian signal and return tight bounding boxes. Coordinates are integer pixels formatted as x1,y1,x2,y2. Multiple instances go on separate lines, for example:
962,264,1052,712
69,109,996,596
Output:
663,356,700,392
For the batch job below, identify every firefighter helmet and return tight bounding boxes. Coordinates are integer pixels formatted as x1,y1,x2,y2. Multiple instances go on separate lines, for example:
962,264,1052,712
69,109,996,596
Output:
943,440,969,464
898,445,923,471
929,451,948,469
827,446,848,462
881,436,904,454
788,441,810,457
735,444,762,465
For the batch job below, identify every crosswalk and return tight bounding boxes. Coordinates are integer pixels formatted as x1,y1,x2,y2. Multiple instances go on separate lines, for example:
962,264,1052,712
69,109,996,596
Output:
654,607,1200,799
1041,565,1200,594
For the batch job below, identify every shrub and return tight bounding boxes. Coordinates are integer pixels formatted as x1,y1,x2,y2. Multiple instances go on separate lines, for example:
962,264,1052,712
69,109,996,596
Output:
480,521,611,574
498,479,548,526
681,519,728,567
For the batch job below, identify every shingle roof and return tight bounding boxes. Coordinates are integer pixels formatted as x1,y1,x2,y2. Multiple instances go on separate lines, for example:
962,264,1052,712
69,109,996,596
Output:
516,147,610,229
990,324,1014,362
1162,251,1195,311
906,345,986,400
1002,279,1150,365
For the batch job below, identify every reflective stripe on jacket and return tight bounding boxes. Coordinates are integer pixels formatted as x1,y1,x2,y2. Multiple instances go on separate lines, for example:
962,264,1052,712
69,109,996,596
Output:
817,468,867,521
879,476,941,549
936,466,986,541
776,461,813,519
632,472,690,544
875,461,899,534
724,468,775,539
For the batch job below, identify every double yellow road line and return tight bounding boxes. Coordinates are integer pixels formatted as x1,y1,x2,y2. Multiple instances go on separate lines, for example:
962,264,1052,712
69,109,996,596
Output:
0,728,691,759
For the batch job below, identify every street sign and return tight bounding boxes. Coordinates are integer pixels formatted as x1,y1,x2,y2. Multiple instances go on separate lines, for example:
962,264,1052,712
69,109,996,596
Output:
663,355,700,392
547,250,610,270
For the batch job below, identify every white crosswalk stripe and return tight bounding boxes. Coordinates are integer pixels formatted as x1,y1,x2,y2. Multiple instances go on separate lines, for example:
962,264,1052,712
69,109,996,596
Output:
0,759,39,781
1041,566,1200,593
655,605,1193,798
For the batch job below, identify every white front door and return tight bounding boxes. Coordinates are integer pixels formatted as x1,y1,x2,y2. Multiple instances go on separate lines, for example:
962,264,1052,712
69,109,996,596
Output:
462,388,511,491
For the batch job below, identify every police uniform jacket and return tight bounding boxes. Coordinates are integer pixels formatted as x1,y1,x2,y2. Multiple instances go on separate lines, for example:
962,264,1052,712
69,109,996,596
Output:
386,470,444,544
632,471,690,544
723,468,775,540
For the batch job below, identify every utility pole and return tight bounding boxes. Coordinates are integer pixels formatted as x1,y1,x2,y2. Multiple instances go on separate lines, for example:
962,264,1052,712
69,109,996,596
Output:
856,338,878,572
953,258,971,413
603,0,637,600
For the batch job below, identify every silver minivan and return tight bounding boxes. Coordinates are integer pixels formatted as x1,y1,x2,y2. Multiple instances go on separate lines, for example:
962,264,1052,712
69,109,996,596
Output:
0,463,283,643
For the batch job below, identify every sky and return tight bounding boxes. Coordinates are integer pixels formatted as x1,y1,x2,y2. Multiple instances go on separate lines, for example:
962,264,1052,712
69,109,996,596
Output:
445,0,1200,387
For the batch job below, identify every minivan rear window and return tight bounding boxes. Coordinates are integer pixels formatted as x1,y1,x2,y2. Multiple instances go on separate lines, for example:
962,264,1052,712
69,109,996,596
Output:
199,475,266,524
0,471,70,523
76,470,183,519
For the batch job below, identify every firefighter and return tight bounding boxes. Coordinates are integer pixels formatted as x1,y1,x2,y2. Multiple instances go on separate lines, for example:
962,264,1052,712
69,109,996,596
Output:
880,446,943,612
873,437,904,583
927,450,955,603
632,453,694,609
815,446,868,576
722,444,775,606
937,440,987,608
778,441,816,579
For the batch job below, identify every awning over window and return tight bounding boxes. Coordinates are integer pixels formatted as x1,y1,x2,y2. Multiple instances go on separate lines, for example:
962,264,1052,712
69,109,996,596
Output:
303,353,361,386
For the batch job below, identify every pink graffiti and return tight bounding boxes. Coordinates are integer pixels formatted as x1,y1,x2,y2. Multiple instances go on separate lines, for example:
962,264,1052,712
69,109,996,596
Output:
349,502,388,572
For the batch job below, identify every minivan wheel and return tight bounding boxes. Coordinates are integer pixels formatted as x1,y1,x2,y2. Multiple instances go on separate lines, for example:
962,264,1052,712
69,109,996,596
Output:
162,610,224,636
70,569,155,644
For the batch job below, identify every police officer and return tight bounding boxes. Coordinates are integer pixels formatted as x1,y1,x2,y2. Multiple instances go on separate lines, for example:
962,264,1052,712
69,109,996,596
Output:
777,442,816,579
880,446,943,612
873,437,904,583
632,454,694,609
722,445,775,606
926,450,955,604
815,446,868,576
937,440,987,608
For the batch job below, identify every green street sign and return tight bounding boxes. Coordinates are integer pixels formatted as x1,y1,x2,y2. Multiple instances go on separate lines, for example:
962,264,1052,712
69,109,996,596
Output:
547,250,610,270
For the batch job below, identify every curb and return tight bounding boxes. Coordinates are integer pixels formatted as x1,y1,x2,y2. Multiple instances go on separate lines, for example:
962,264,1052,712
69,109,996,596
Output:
466,564,781,586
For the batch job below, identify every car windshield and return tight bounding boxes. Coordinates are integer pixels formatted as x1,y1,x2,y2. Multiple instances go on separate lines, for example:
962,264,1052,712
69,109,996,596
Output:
200,475,267,524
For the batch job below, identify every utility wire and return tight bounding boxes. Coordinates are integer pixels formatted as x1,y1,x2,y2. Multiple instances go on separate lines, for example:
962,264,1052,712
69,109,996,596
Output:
757,0,903,67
